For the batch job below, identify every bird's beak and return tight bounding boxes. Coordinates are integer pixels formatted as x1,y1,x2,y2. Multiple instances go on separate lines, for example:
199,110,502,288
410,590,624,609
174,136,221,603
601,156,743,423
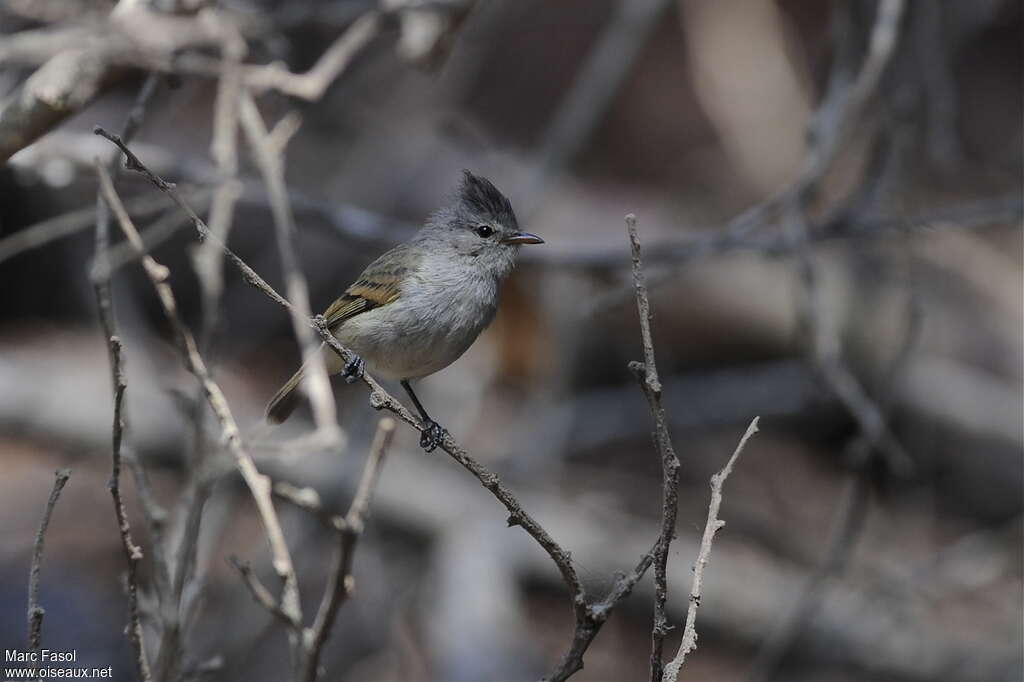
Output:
501,232,544,245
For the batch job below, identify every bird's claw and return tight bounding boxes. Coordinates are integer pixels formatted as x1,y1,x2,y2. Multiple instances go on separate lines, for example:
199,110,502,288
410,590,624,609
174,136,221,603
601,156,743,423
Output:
419,420,445,452
342,355,364,384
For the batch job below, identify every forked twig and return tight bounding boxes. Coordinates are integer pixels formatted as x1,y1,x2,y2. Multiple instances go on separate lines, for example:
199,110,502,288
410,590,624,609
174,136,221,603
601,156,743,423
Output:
662,418,760,681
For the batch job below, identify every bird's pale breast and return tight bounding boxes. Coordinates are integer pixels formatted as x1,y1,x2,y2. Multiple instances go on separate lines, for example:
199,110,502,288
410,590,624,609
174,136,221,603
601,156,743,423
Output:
331,257,499,380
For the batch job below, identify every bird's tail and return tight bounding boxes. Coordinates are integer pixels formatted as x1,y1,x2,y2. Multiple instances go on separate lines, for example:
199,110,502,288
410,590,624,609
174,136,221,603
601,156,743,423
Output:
265,343,342,424
265,366,306,424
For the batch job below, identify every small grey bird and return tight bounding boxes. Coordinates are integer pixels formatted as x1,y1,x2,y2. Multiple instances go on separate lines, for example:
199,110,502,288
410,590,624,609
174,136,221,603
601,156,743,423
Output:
265,170,543,451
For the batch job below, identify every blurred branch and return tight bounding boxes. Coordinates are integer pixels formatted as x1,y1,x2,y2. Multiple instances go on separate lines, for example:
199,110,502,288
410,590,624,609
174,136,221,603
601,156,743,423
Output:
0,189,207,266
0,3,219,162
548,195,1023,273
740,4,917,676
0,3,377,162
26,468,72,680
237,12,380,100
0,46,123,163
663,417,759,680
0,0,479,162
748,254,923,682
239,92,340,442
191,18,244,356
152,34,248,678
785,0,912,476
98,200,209,280
746,472,870,682
272,482,346,531
625,215,681,682
528,0,673,203
230,557,301,630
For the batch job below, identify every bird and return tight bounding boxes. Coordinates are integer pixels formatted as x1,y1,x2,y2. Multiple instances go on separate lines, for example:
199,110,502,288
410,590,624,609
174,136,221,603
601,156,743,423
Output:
265,170,543,451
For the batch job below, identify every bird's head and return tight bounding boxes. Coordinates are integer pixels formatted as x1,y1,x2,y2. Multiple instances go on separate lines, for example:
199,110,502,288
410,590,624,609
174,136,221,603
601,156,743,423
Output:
424,170,543,278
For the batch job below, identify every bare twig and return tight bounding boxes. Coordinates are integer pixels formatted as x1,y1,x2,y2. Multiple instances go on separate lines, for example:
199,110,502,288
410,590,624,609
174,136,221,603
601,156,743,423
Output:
299,417,396,682
543,541,659,682
662,417,760,681
102,336,154,682
26,468,72,679
95,160,304,634
191,18,245,356
625,215,681,681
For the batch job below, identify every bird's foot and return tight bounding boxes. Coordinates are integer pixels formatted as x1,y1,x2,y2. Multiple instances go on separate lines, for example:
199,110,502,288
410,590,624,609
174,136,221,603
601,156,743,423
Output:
342,354,364,384
419,419,445,453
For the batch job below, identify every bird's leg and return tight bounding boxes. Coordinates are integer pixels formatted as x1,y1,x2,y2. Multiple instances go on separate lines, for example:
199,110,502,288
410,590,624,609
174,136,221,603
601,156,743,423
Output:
401,379,445,452
341,353,364,384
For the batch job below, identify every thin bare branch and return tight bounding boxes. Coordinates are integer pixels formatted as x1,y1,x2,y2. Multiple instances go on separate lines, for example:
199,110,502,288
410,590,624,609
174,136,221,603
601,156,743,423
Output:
625,215,681,681
662,417,760,681
299,417,396,682
26,468,72,675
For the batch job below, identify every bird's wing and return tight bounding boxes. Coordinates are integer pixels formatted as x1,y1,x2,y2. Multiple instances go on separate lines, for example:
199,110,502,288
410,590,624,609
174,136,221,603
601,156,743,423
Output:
322,242,418,328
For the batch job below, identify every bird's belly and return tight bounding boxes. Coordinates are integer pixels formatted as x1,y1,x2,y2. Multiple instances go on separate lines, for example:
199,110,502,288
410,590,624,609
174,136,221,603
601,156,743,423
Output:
332,294,494,380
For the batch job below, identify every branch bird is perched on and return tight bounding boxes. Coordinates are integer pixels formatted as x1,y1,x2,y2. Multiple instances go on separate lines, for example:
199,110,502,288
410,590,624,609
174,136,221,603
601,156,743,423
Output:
265,171,543,451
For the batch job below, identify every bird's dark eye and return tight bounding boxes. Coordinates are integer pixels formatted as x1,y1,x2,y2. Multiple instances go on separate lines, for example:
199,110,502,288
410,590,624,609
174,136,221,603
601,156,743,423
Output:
474,224,495,238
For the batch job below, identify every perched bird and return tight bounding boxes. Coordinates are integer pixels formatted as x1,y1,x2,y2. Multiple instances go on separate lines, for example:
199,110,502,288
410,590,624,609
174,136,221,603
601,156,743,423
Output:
265,171,543,451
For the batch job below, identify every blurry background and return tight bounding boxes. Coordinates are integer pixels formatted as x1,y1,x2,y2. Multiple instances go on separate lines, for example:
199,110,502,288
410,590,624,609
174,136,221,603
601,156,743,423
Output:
0,0,1021,680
